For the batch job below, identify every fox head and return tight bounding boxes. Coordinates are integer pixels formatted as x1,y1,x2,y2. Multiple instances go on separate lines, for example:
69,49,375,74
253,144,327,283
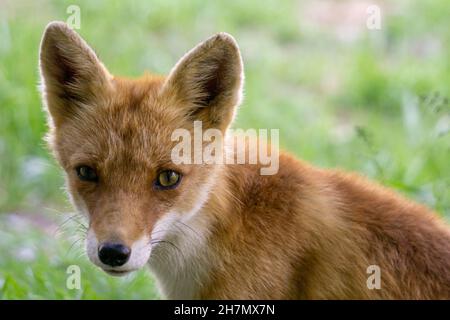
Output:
39,22,243,276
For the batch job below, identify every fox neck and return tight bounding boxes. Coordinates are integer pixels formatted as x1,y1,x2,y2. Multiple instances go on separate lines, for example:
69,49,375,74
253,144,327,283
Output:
147,164,231,299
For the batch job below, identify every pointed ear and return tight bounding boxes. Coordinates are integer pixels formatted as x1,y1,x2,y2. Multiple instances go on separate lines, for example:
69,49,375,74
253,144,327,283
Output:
39,21,112,126
163,33,244,130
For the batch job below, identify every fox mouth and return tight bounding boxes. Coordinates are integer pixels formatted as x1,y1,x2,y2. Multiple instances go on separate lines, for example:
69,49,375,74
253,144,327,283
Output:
103,268,134,277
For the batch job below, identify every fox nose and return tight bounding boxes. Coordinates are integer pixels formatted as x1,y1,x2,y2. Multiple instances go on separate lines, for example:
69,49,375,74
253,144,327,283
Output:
98,242,131,267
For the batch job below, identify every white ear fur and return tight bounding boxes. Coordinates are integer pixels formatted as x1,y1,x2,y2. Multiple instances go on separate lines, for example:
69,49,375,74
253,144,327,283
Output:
163,32,244,129
39,21,112,125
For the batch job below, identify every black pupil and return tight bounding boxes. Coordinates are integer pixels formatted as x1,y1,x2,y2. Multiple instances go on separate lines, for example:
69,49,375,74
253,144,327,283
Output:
158,170,180,188
164,171,175,183
78,166,96,181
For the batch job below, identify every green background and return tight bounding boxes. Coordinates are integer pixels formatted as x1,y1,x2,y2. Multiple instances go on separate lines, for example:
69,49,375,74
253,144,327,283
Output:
0,0,449,299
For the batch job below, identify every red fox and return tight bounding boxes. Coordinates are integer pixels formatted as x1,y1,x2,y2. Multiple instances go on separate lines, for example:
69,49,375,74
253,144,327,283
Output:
39,21,450,299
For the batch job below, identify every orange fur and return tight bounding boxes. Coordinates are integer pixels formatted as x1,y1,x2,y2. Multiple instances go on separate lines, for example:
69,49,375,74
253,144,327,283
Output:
39,22,450,299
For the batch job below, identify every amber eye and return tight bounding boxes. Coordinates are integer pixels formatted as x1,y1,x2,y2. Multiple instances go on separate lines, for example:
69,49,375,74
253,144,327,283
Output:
155,170,181,189
76,165,98,182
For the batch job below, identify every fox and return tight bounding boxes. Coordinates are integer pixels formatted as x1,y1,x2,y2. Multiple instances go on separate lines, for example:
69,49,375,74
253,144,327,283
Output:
39,21,450,299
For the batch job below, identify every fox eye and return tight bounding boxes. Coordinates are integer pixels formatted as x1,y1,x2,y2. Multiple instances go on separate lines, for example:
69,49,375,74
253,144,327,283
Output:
76,165,98,182
155,170,181,189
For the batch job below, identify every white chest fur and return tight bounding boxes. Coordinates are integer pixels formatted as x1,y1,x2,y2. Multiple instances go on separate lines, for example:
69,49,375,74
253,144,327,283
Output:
148,209,214,299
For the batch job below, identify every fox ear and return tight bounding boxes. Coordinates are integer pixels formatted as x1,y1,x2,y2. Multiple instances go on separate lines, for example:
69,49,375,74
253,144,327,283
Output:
39,21,112,126
163,33,244,130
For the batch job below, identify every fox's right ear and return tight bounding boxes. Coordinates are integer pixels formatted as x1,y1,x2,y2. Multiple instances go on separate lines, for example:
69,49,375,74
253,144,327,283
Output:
39,21,112,126
162,33,244,131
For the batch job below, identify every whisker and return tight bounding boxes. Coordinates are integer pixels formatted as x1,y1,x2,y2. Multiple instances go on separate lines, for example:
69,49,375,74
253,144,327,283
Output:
65,237,84,258
150,239,181,252
175,220,201,238
58,213,87,230
149,229,171,235
56,214,81,232
148,224,192,242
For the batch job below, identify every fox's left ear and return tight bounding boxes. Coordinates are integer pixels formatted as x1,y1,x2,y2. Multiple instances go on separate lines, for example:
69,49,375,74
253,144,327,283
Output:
163,33,244,130
39,21,112,127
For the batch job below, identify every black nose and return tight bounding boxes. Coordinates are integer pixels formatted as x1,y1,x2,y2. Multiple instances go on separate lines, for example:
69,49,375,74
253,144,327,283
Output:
98,243,131,267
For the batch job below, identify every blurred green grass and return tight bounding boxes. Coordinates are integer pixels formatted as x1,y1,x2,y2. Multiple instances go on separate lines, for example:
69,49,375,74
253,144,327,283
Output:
0,0,449,299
